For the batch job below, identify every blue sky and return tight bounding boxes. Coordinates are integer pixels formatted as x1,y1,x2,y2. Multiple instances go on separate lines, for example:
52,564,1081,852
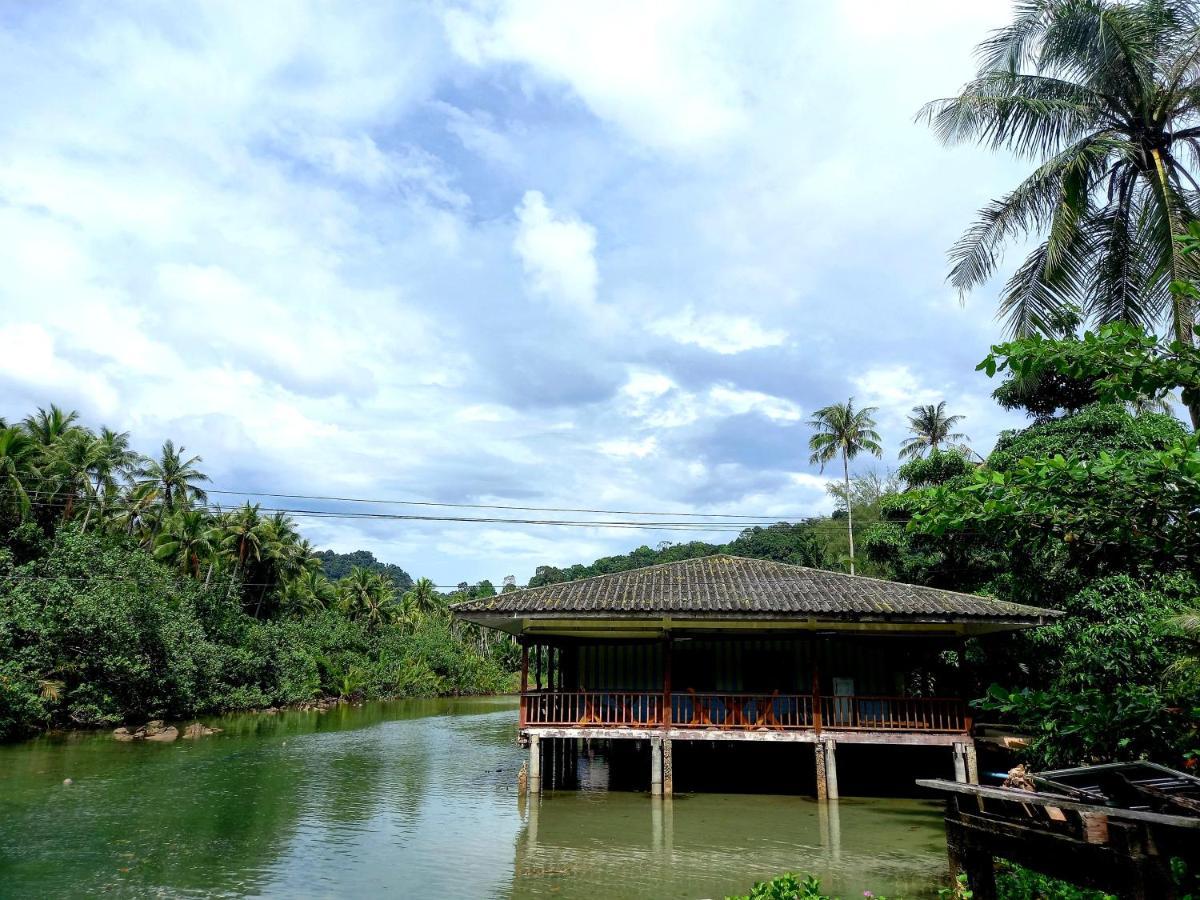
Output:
0,1,1035,585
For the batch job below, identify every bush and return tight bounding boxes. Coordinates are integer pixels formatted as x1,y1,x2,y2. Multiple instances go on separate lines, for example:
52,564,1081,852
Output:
0,530,514,741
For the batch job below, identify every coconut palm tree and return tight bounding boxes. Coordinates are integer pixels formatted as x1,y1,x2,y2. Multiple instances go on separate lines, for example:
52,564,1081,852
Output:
138,440,209,512
921,0,1200,427
898,402,971,460
154,509,218,578
808,399,883,575
282,569,337,617
111,481,161,542
89,428,140,525
0,426,37,521
403,577,441,621
22,404,80,446
338,567,398,632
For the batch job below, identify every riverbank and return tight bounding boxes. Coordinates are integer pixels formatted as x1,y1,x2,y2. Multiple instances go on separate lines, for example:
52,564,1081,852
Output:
0,529,517,742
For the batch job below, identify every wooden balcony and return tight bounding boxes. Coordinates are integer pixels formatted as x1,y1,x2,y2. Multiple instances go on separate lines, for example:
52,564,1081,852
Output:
520,690,968,734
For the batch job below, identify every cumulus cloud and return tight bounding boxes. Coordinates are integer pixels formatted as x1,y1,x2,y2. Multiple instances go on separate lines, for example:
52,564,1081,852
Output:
0,0,1030,584
512,190,599,307
650,308,787,354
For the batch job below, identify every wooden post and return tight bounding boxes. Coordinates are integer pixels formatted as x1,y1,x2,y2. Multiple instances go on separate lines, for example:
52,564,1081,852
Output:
529,734,541,793
965,741,979,785
824,739,839,800
650,736,663,796
519,639,529,728
953,743,968,784
663,737,673,796
663,635,672,727
534,640,542,690
815,741,828,800
812,651,823,733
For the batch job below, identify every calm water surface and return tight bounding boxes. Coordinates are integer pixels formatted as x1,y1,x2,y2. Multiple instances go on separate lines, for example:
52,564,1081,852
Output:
0,697,948,898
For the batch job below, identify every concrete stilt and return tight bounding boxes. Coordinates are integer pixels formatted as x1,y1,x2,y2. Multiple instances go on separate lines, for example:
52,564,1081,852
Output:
662,737,673,796
823,739,839,800
529,734,542,793
650,736,663,796
965,741,979,785
815,740,828,800
952,742,968,784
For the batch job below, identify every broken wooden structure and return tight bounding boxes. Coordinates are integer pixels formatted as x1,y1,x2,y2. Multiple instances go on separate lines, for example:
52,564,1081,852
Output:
918,776,1200,899
454,555,1056,797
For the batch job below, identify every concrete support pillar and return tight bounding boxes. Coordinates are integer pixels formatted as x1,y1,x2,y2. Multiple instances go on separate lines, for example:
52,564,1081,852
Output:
650,736,663,796
952,742,968,784
814,740,828,800
823,739,839,801
662,737,673,796
965,740,979,785
529,734,542,793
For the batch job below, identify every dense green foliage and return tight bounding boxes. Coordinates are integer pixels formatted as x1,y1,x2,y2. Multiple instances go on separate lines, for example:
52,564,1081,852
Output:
724,873,892,900
317,549,413,592
528,523,827,587
864,327,1200,768
0,406,513,741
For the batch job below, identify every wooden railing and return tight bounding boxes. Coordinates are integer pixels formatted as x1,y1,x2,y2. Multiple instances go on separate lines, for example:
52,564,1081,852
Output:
521,691,968,733
671,692,814,730
522,691,665,727
819,695,966,732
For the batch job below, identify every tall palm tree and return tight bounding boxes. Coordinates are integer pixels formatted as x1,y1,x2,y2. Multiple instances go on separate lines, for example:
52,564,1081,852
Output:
921,0,1200,427
139,440,209,512
0,426,37,521
338,567,398,632
1166,607,1200,690
898,402,971,459
403,577,441,621
111,481,161,542
89,428,140,520
808,399,883,575
22,405,80,446
154,509,218,578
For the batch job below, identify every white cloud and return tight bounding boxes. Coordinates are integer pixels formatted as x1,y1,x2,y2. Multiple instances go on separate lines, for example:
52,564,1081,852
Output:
650,308,787,354
708,385,802,423
853,365,942,410
443,0,747,152
597,436,658,459
512,190,598,307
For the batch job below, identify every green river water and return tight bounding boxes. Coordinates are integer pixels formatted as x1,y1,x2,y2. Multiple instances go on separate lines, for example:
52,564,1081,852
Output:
0,696,950,899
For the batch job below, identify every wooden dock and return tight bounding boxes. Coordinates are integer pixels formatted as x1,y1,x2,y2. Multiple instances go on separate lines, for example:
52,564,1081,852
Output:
918,778,1200,899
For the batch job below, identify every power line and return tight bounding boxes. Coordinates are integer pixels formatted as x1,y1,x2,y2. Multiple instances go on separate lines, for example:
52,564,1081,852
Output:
140,485,825,521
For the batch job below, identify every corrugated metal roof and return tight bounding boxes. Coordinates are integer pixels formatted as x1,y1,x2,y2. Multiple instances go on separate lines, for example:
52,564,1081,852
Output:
452,554,1055,622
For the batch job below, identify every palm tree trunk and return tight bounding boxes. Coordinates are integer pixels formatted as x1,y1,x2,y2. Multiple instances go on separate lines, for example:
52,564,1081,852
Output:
1151,149,1200,429
843,448,855,576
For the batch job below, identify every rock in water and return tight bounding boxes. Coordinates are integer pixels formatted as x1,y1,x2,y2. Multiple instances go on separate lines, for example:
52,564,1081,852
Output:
517,762,528,794
182,722,222,739
145,725,179,742
112,727,136,742
62,778,73,786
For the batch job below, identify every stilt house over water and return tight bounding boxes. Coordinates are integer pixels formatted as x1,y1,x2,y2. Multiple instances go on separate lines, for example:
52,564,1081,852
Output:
453,555,1056,797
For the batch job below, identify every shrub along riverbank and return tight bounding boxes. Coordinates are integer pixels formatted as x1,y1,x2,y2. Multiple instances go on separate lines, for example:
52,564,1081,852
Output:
0,528,513,740
0,405,514,741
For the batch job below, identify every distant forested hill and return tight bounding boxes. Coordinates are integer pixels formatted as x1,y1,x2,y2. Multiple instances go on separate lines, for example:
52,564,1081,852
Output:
317,550,414,591
527,523,826,587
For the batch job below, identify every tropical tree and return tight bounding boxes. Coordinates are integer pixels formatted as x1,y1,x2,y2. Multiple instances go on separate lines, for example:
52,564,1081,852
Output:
154,509,218,578
898,402,970,459
1166,607,1200,691
807,399,883,575
338,567,399,632
22,404,79,446
921,0,1200,424
282,569,337,617
89,428,140,524
0,426,37,521
403,577,441,621
138,440,209,512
